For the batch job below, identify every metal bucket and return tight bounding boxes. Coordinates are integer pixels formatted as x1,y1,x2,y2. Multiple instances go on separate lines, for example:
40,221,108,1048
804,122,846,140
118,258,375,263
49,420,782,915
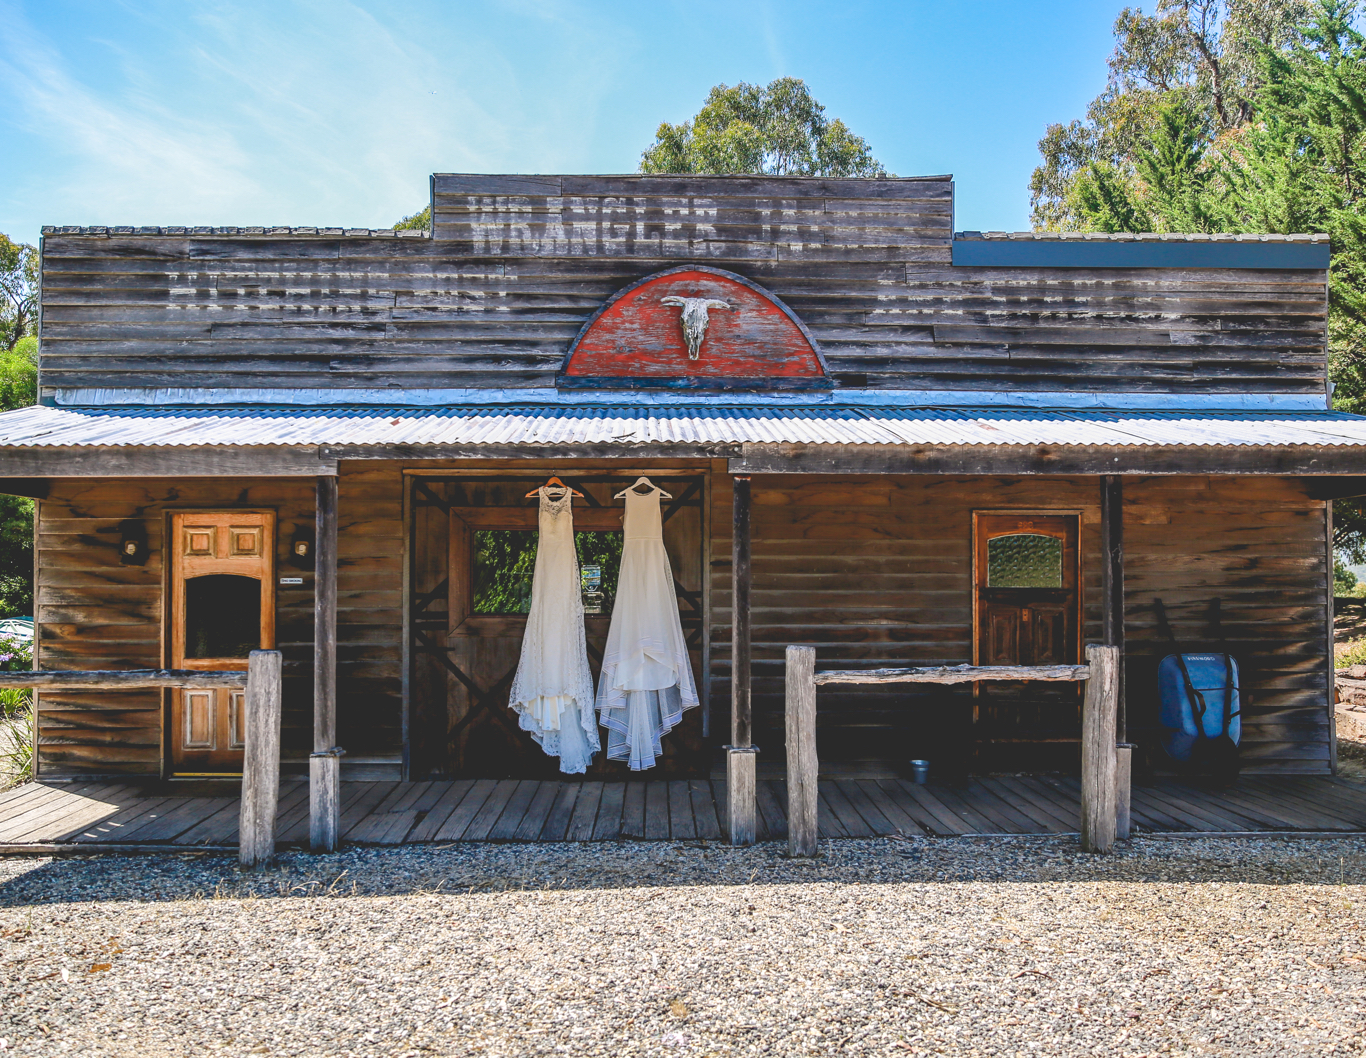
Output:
910,760,930,784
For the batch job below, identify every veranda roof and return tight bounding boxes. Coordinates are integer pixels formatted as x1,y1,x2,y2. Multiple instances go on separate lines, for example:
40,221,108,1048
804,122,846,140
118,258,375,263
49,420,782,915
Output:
3,403,1366,450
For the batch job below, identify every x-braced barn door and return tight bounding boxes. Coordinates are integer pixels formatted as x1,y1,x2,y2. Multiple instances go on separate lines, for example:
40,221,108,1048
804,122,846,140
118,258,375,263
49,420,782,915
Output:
408,474,708,780
168,511,276,776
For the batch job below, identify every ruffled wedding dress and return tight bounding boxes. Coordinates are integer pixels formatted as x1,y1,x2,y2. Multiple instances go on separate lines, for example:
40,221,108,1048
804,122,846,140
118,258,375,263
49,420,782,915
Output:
596,485,699,770
506,486,600,774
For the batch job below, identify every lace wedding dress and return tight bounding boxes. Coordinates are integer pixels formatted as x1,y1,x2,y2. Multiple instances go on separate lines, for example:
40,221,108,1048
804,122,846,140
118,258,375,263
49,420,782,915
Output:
506,486,600,774
596,485,699,770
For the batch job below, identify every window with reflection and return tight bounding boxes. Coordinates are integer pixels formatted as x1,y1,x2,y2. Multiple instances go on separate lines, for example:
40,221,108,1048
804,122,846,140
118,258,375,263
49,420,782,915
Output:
987,533,1063,588
184,574,261,659
472,530,623,614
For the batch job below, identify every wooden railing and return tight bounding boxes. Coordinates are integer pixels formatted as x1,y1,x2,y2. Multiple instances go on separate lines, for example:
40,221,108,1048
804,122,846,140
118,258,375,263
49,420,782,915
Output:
781,644,1124,855
3,650,283,867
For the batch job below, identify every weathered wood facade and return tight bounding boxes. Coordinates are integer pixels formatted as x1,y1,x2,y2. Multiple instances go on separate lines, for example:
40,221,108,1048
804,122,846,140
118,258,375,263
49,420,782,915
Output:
6,173,1352,793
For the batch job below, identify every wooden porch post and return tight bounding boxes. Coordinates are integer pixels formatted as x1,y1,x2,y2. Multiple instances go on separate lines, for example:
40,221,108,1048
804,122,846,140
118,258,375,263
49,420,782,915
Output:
785,645,818,856
1081,643,1120,853
1101,474,1131,839
727,474,758,845
310,474,342,852
239,650,283,868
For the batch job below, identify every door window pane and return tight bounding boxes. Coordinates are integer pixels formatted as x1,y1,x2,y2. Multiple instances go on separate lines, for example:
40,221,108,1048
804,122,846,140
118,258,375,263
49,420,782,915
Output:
184,574,261,658
987,533,1063,588
472,530,623,614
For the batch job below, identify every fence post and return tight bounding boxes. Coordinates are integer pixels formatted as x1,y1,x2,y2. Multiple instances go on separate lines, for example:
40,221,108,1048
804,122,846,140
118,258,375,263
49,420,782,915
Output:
1080,643,1119,853
239,650,282,868
786,645,818,857
1115,742,1134,840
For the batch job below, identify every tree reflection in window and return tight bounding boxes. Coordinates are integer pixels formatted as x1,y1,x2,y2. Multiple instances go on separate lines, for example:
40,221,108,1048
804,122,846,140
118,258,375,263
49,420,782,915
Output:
184,574,261,658
987,533,1063,588
472,530,623,614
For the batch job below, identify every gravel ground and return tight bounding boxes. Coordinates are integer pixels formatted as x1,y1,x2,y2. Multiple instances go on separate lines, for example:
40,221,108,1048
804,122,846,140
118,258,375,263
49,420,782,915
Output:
3,836,1366,1057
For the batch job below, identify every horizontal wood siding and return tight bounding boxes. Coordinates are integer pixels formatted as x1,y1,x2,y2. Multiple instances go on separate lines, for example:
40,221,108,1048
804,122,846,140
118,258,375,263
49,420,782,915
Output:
1124,476,1330,772
39,175,1325,396
34,472,403,777
709,474,1329,775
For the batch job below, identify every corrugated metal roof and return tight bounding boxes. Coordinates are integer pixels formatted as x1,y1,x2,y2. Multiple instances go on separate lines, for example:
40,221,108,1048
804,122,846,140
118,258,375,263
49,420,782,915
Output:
4,405,1366,449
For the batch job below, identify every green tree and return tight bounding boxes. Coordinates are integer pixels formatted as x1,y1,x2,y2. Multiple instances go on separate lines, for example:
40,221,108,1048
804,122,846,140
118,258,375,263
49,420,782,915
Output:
1031,1,1309,229
0,335,35,618
0,236,38,352
639,78,888,177
393,205,430,233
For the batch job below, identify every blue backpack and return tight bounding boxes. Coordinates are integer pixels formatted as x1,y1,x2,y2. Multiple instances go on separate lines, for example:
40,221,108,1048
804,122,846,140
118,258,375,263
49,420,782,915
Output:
1154,599,1241,773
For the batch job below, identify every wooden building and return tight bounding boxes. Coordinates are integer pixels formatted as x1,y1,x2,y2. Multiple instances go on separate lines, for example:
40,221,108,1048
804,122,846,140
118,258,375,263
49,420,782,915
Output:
2,173,1359,796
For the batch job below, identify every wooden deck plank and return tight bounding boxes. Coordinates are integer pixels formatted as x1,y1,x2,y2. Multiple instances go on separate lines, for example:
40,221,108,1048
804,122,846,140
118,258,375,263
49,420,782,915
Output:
991,776,1078,831
337,782,401,840
346,782,429,843
823,782,872,836
487,780,542,841
690,780,722,841
1177,782,1308,829
816,786,850,838
620,783,646,839
429,780,498,842
856,779,923,837
1140,783,1265,831
951,782,1036,834
755,780,787,840
1248,777,1366,824
539,782,580,841
462,780,520,842
894,781,981,836
0,781,73,813
566,782,603,841
2,785,146,843
975,778,1067,834
713,779,730,840
0,784,119,841
513,781,561,841
1212,781,1362,829
373,782,452,844
9,786,143,843
835,779,898,836
71,794,179,843
880,780,964,836
407,780,475,842
168,796,244,846
919,784,1002,834
1010,775,1082,823
115,796,228,844
668,782,695,841
644,782,670,841
1124,785,1197,831
593,782,627,841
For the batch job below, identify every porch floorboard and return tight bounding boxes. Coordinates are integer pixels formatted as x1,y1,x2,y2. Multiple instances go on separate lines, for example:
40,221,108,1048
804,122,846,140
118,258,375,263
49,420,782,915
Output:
4,775,1366,850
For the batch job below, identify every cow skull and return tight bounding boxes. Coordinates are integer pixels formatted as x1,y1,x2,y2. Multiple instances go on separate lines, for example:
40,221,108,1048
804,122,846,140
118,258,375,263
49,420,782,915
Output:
660,296,731,360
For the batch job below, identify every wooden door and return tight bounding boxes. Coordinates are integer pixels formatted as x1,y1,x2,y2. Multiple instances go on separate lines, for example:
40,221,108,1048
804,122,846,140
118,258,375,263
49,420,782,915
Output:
169,512,275,775
409,475,707,779
973,513,1080,768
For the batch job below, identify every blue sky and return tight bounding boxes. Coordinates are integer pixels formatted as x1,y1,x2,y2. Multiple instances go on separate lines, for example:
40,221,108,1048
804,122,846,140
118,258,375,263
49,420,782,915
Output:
1,0,1120,245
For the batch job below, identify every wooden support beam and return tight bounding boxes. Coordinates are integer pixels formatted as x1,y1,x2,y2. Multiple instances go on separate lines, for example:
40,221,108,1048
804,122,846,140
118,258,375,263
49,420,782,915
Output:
0,669,247,689
0,446,337,478
311,474,341,853
1101,475,1125,740
239,650,282,869
728,474,756,846
814,664,1089,686
785,645,818,857
1080,644,1120,854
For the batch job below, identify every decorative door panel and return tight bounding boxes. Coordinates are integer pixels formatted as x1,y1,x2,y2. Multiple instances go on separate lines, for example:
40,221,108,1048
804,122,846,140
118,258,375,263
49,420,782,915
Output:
410,474,707,780
169,511,275,775
973,513,1081,768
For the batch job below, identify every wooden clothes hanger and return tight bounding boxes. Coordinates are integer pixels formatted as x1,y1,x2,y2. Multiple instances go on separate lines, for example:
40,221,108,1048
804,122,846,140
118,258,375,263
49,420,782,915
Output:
614,475,672,500
525,475,584,498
